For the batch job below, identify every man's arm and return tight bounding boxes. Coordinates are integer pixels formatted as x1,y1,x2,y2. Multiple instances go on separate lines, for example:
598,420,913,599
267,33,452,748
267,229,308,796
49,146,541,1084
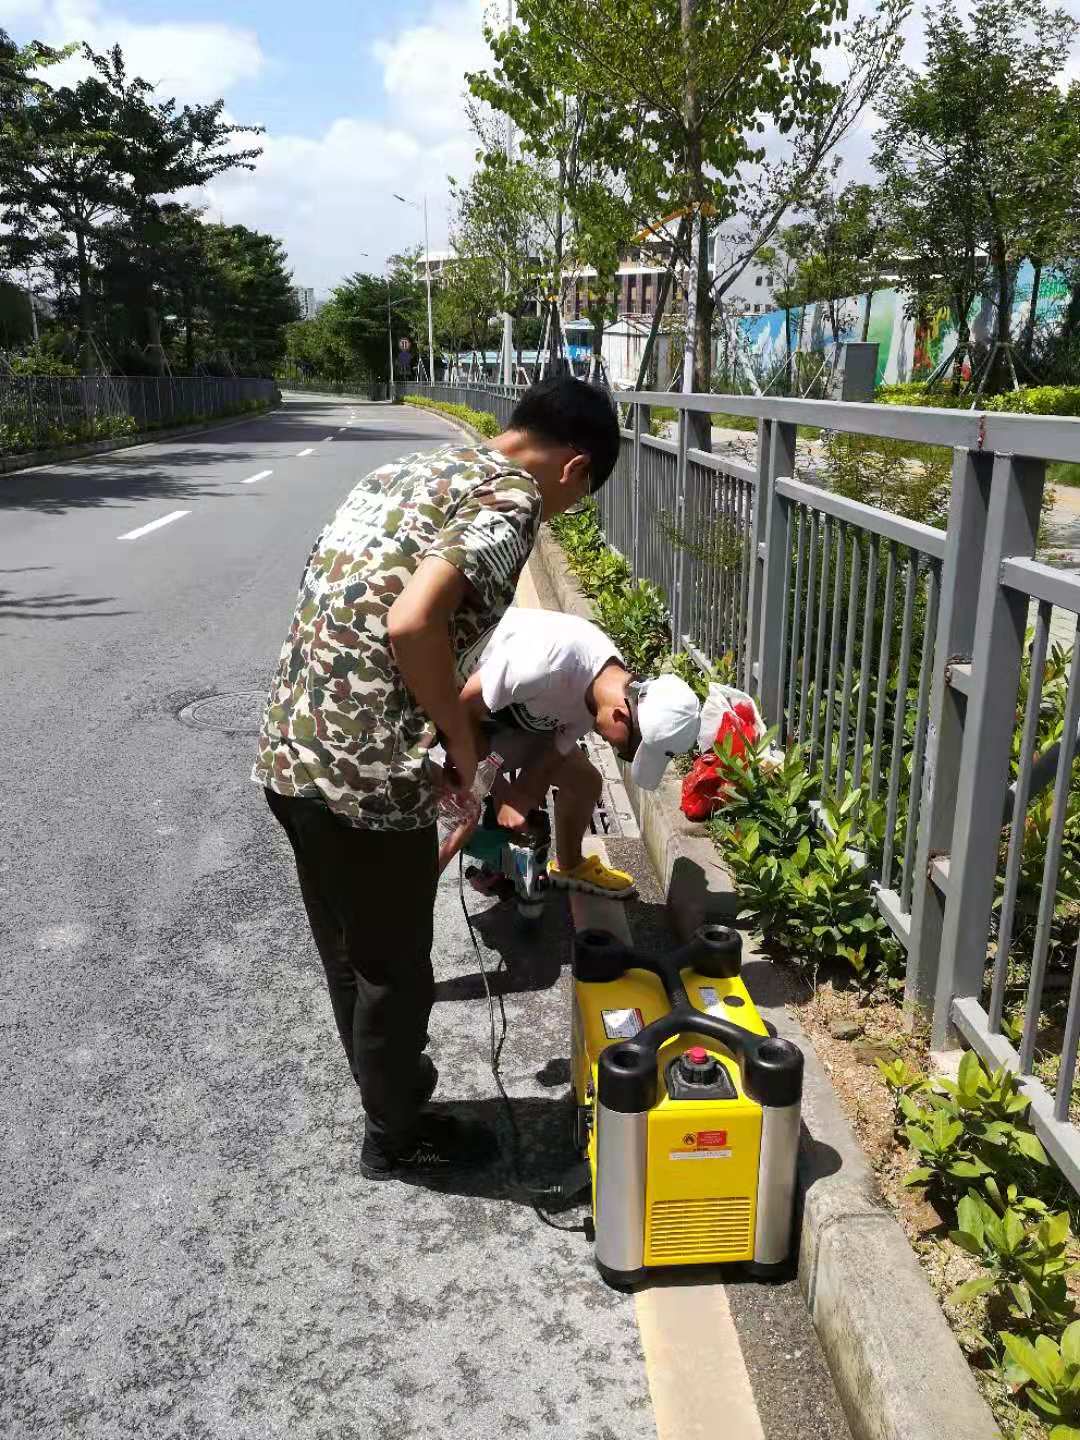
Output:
387,556,480,792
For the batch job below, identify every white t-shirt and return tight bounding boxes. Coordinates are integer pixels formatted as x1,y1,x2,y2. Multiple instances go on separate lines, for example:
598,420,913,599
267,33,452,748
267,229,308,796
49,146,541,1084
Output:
457,608,622,755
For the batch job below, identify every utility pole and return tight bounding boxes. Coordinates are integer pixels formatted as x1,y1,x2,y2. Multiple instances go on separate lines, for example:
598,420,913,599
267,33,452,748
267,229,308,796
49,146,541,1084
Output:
423,195,436,384
501,0,515,386
387,285,396,402
394,193,437,384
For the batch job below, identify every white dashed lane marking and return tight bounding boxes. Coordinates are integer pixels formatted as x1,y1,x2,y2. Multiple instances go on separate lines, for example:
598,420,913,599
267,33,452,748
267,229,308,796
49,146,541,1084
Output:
118,510,190,541
242,470,273,485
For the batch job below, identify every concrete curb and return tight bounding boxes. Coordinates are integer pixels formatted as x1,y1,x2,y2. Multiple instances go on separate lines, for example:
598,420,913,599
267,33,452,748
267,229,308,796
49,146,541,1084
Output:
526,526,1001,1440
0,403,280,476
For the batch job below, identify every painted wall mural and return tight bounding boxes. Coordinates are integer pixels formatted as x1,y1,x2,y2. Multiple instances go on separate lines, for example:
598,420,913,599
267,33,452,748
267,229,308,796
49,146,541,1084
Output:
734,262,1071,387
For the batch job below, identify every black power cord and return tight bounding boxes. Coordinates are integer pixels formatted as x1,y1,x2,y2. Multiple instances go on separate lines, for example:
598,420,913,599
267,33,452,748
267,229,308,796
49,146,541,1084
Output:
454,852,589,1229
280,736,586,1224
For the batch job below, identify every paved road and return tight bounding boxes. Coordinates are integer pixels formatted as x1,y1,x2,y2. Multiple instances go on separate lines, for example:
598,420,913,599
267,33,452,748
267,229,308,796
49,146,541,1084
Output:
1,396,850,1439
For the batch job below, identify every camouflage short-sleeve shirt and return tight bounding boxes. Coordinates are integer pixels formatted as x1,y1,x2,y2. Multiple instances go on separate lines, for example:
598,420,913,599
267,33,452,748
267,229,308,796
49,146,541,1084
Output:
252,443,541,829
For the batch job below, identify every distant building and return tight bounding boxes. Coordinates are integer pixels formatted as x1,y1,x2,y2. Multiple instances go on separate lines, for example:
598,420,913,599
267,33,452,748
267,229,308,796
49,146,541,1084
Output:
292,286,317,320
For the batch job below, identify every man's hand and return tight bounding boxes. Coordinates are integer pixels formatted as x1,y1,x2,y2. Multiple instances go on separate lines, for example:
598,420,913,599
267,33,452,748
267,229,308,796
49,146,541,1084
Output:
493,776,539,833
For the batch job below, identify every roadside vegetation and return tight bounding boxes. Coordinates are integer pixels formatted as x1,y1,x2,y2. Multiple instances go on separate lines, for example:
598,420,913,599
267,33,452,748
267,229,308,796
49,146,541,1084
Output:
402,395,500,439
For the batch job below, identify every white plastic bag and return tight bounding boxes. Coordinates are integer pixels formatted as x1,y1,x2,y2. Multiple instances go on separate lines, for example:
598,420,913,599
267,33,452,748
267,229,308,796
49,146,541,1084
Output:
697,683,783,773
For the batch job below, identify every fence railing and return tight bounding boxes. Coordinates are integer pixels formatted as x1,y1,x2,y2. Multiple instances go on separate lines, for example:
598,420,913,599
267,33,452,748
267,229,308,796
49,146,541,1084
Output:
409,378,1080,1196
0,374,278,453
281,378,388,402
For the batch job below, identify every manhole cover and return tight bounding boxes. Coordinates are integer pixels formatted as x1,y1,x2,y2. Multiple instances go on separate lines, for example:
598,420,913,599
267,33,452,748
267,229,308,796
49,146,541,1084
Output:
178,691,265,734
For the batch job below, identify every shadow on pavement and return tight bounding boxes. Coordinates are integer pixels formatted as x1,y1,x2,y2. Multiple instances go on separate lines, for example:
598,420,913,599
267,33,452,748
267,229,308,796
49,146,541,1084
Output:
0,450,265,516
386,1095,591,1220
0,578,130,624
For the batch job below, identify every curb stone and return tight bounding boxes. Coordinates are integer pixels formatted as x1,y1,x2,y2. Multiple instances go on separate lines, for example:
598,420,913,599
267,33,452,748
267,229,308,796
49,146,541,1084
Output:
526,525,1001,1440
0,402,281,476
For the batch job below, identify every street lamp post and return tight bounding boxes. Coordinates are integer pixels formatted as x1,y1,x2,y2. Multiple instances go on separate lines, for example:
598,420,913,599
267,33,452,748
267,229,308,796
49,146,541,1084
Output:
393,192,436,385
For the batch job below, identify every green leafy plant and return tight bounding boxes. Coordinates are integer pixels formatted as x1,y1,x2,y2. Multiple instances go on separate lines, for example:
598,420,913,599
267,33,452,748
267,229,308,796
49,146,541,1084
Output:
901,1107,992,1199
594,579,670,675
1000,1322,1080,1437
875,1056,928,1121
949,1190,1076,1332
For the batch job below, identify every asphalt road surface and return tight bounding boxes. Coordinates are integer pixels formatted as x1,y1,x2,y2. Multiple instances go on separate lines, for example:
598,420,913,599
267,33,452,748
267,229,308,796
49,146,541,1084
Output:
2,395,851,1439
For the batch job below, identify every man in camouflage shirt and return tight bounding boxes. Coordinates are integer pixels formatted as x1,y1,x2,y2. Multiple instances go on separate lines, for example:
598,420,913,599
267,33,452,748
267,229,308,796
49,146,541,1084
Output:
256,378,620,1179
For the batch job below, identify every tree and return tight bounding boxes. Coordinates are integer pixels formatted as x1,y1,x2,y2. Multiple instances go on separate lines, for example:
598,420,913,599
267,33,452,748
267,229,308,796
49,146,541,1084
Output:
797,176,888,346
761,225,812,380
0,41,261,367
196,225,299,376
473,0,907,434
287,263,424,387
875,0,1080,391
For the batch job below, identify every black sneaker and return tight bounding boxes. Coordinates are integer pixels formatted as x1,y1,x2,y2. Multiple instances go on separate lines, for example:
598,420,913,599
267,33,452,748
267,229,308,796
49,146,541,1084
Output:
360,1113,498,1181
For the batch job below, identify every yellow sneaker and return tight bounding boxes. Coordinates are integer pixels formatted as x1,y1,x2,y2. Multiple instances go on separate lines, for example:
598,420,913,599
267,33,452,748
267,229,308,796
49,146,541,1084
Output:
548,854,637,899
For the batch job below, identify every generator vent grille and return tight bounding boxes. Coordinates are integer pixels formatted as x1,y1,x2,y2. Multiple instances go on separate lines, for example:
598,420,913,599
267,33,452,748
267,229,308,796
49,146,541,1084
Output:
647,1197,752,1258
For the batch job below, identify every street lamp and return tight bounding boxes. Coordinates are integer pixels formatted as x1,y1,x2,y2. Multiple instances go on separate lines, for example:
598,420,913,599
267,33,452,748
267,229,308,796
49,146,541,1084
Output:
393,192,436,386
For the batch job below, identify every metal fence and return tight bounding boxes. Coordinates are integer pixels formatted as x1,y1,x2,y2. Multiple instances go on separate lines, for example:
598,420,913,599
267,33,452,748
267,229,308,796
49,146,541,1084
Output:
410,378,1080,1195
281,378,388,401
0,374,278,453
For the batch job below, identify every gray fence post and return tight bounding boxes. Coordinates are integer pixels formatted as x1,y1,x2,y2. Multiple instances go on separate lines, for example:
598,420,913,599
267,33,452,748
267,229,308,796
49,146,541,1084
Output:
756,422,797,730
672,408,689,651
905,448,993,1014
744,419,772,698
930,452,1046,1050
631,401,642,575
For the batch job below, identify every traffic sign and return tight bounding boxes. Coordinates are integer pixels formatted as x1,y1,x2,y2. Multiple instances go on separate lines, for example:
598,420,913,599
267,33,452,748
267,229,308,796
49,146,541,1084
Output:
398,336,411,351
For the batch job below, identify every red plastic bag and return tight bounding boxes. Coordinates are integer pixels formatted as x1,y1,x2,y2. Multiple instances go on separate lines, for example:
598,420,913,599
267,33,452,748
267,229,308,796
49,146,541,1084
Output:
680,707,757,820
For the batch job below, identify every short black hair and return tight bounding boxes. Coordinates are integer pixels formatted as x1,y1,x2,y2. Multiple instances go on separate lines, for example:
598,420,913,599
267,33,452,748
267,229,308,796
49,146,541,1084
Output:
508,377,620,492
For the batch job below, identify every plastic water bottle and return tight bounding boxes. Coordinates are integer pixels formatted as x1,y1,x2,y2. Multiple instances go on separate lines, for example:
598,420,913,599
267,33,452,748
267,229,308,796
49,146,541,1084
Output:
438,750,504,829
436,751,504,875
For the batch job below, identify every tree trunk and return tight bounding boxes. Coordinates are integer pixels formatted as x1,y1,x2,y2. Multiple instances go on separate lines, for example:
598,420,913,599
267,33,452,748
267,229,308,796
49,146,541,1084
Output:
860,291,874,343
75,228,95,372
635,255,678,390
146,305,166,376
986,241,1013,393
1021,259,1042,363
589,299,606,383
681,0,710,448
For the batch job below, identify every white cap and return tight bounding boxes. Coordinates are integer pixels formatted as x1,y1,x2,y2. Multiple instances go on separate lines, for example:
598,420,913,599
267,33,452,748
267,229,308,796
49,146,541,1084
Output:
630,674,701,791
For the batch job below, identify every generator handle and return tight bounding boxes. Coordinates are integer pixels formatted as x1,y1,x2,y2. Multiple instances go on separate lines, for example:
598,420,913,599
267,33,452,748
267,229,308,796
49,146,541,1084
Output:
598,1011,803,1113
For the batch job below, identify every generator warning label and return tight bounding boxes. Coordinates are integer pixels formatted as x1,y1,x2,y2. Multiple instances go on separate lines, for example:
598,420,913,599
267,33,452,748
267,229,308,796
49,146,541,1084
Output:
683,1130,728,1149
671,1132,733,1160
601,1007,645,1039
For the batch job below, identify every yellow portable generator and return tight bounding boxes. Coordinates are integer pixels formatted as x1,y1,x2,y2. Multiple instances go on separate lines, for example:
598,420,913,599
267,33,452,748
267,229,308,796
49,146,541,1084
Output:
570,924,803,1288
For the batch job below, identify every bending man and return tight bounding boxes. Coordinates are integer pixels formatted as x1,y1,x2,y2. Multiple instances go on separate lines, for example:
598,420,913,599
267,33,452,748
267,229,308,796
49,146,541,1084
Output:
254,379,620,1182
454,607,701,897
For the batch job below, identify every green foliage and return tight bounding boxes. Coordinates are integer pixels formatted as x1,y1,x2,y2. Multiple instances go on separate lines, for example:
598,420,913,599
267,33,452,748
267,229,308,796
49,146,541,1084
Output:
1000,1323,1080,1437
663,648,736,700
876,1056,929,1120
877,383,1080,417
0,410,136,453
821,429,951,528
950,1189,1075,1332
402,396,499,438
707,734,897,981
6,347,78,376
898,1053,1051,1204
595,580,671,676
548,498,673,675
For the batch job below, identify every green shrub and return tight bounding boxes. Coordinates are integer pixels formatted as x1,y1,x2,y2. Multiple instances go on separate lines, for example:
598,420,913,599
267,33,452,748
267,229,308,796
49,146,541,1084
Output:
403,394,500,437
876,380,1080,419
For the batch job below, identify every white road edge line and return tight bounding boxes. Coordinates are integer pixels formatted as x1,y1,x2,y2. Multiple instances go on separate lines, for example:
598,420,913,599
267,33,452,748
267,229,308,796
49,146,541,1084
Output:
242,469,273,485
297,447,315,457
118,510,190,541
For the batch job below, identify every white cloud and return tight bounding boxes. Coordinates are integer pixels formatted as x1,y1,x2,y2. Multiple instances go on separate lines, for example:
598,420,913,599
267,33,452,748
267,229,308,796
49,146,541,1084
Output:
202,0,495,293
5,0,264,103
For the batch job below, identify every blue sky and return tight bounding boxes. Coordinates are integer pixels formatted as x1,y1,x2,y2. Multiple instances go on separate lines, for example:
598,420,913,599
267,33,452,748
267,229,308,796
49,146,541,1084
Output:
1,0,493,293
4,0,1079,298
